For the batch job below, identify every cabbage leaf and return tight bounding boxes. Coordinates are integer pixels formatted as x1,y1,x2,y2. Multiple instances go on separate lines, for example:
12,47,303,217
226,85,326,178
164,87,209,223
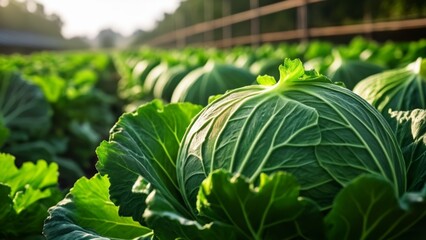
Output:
197,170,324,239
43,174,151,240
0,71,51,139
388,109,426,191
96,100,203,222
144,190,234,240
325,174,426,239
0,153,62,238
353,58,426,116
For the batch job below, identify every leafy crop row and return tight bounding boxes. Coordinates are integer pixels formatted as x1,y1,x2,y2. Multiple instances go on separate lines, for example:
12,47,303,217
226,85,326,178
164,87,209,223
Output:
49,55,425,238
0,52,122,187
0,37,425,239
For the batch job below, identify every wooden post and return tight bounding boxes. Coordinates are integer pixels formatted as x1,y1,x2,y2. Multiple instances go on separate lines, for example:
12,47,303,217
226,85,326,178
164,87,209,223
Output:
363,0,373,39
176,12,186,48
204,0,213,45
222,0,232,47
250,0,260,47
297,0,309,43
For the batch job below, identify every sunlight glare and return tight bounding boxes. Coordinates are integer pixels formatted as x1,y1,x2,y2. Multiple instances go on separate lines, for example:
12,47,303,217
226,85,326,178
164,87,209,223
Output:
0,0,10,7
26,0,37,13
35,0,181,38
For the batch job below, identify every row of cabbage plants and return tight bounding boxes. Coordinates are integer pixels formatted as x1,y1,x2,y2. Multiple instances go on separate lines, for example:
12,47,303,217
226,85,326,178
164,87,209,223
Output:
0,52,125,238
0,52,122,187
47,37,425,239
0,37,425,239
43,55,426,239
116,37,425,108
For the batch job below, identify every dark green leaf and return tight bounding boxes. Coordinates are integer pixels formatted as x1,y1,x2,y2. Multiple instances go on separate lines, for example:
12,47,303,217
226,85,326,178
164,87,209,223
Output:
353,58,426,116
43,174,151,240
144,190,235,240
0,183,12,221
328,59,384,90
325,174,426,239
171,63,255,106
0,71,51,138
96,100,202,222
0,118,9,147
197,170,324,240
388,109,426,191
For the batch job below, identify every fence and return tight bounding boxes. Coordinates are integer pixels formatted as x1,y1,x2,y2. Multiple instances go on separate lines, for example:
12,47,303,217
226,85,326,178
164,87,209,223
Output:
145,0,426,48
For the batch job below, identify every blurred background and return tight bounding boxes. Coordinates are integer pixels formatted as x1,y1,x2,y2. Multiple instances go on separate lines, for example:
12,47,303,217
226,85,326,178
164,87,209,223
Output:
0,0,425,53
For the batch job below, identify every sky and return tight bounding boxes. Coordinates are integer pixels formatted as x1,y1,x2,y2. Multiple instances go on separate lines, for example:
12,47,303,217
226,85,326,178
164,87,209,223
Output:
34,0,181,39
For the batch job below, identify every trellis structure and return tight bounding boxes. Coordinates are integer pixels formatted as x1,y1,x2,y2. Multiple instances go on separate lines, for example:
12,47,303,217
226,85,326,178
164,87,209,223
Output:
145,0,426,48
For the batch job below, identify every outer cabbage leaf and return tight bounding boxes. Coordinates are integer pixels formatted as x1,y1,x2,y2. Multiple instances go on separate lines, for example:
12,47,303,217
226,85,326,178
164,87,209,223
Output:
59,89,117,168
96,100,202,222
143,190,235,240
327,59,384,90
0,184,12,221
3,139,58,163
153,64,195,102
250,58,283,81
197,170,324,240
0,118,9,147
27,74,66,102
132,59,161,87
353,58,426,116
325,174,426,239
120,58,160,101
0,71,51,138
143,61,172,96
388,109,426,191
0,153,62,238
4,138,85,186
0,153,58,197
43,174,152,240
171,62,255,106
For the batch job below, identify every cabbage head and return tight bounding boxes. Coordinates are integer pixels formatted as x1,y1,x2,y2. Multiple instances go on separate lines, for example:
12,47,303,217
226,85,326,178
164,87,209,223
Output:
327,59,384,90
353,58,426,116
177,59,406,214
171,61,255,106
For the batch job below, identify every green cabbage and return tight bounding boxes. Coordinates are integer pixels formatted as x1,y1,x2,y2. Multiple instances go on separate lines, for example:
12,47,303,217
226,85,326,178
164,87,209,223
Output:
327,59,385,90
153,64,196,102
171,61,255,106
177,59,406,214
353,58,426,116
249,58,283,80
0,71,51,139
388,109,426,191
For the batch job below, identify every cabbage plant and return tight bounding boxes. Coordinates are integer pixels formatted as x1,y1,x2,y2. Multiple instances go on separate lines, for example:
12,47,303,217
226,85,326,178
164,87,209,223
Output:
171,61,255,106
388,109,426,192
0,71,51,140
177,58,405,212
353,58,426,116
327,57,385,90
153,64,197,102
0,153,62,239
44,59,425,240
